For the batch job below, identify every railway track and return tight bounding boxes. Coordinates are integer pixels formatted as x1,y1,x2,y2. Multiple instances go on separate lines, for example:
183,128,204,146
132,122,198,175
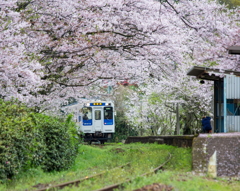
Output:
94,153,172,191
35,163,131,191
34,153,172,191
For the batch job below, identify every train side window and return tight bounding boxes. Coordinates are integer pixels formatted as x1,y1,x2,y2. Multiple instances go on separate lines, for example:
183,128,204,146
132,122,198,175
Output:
95,110,101,120
81,107,92,120
104,107,113,119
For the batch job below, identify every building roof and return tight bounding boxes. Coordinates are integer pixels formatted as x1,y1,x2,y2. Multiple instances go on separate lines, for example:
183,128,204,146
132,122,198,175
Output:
187,66,240,81
228,46,240,55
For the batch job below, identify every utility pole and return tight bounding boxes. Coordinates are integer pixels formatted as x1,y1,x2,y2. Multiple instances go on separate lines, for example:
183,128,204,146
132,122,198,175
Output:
176,103,180,135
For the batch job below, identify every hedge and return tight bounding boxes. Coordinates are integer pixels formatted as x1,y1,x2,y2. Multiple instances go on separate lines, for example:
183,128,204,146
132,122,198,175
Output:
0,99,79,181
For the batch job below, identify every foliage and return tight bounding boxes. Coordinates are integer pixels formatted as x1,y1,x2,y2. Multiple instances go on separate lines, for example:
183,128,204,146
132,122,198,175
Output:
31,113,79,172
124,69,213,135
0,0,239,114
113,111,138,142
124,170,240,191
0,99,79,181
219,0,240,8
110,85,139,141
0,143,192,190
0,99,35,180
2,143,240,191
0,0,239,137
0,143,240,191
144,93,177,135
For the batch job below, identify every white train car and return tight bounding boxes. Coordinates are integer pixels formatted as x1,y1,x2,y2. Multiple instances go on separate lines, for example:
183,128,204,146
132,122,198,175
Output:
62,100,115,144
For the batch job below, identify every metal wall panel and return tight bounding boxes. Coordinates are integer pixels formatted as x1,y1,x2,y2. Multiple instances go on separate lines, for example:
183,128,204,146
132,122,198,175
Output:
225,75,240,132
226,75,240,99
226,116,240,132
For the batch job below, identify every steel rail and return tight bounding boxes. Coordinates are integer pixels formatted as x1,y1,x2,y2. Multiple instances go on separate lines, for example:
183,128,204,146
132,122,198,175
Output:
94,152,172,191
35,162,131,191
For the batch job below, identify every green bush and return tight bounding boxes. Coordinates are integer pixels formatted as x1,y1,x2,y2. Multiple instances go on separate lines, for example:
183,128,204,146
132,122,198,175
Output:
0,99,79,181
32,114,79,172
113,111,138,142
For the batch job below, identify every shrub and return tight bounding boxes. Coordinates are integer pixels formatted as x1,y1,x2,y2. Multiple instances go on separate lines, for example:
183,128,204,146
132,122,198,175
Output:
0,99,35,180
113,111,138,142
0,99,79,181
32,113,79,172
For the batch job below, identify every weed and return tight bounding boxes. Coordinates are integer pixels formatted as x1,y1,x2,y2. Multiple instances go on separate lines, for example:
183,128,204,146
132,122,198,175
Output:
1,143,240,191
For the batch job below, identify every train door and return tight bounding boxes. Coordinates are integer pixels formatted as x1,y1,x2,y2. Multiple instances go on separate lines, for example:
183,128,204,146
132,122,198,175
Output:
93,108,102,131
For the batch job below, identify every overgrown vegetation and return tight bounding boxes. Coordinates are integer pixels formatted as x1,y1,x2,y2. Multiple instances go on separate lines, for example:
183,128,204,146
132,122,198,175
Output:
1,98,239,190
1,143,239,191
0,143,191,190
219,0,240,8
123,170,240,191
111,85,139,141
0,99,79,181
113,111,138,142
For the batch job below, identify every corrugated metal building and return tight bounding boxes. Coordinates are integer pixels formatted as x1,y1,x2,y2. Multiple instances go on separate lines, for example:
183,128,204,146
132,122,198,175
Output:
187,66,240,133
225,75,240,132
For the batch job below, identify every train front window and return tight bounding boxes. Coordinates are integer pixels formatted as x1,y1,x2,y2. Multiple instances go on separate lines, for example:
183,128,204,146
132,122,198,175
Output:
81,107,92,120
95,110,101,120
104,107,113,120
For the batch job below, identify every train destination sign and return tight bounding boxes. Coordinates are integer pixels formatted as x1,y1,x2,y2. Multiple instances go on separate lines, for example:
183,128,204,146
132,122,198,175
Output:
90,103,106,106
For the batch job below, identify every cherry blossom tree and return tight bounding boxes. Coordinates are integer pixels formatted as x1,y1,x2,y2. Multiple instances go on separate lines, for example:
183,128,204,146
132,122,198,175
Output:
1,0,167,111
0,0,239,119
107,0,240,134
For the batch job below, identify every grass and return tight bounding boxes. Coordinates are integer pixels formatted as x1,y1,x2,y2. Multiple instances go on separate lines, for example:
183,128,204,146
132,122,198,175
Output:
0,143,240,191
123,171,240,191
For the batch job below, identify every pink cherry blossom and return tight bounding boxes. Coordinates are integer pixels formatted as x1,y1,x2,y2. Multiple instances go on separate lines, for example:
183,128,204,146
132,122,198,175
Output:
0,0,239,121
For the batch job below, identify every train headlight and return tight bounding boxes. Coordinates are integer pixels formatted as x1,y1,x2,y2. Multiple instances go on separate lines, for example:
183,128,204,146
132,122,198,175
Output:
86,103,90,106
106,103,111,106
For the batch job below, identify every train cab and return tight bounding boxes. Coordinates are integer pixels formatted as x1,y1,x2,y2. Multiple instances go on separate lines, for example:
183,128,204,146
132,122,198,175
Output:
79,101,115,144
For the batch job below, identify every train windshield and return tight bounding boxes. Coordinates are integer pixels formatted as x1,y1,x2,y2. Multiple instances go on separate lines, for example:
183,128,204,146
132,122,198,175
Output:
81,107,92,120
104,107,113,120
